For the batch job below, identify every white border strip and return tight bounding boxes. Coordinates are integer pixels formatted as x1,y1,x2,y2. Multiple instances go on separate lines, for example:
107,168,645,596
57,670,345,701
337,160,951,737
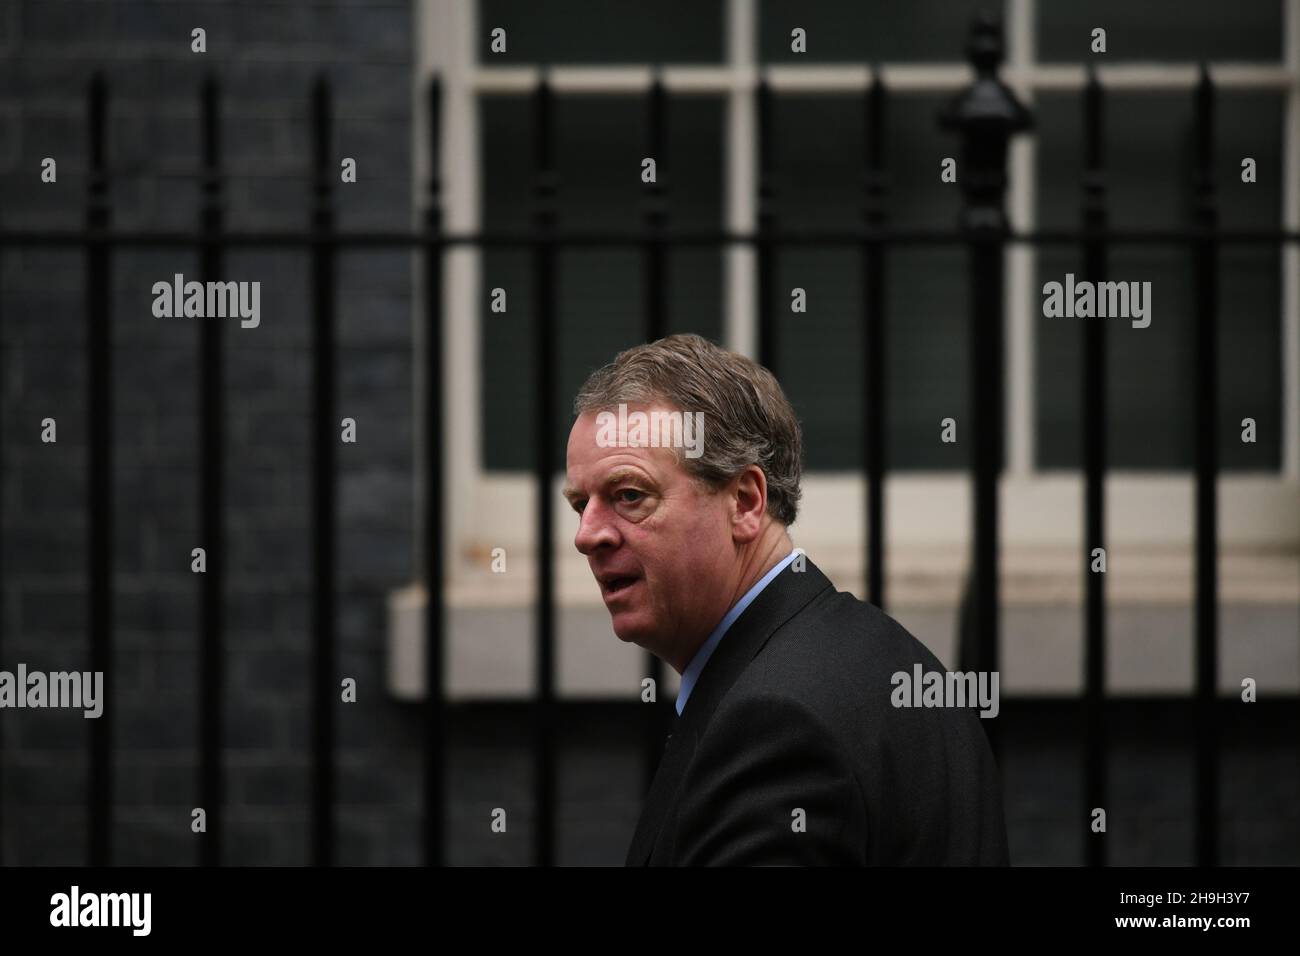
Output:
1283,0,1300,479
468,63,1295,95
1006,0,1036,477
725,0,758,358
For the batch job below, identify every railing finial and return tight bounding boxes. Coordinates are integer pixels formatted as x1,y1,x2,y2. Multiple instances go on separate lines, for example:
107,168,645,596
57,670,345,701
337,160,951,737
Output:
937,13,1034,232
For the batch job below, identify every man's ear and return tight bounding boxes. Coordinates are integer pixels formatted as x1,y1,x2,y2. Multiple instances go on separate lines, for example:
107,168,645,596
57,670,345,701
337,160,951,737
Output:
731,465,768,543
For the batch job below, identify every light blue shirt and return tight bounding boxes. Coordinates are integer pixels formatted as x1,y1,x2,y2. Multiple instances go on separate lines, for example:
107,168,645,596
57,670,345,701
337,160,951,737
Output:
675,548,802,716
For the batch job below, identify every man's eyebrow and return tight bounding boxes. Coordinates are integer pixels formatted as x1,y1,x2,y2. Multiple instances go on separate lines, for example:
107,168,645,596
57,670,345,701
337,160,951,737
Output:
603,467,646,486
562,467,651,503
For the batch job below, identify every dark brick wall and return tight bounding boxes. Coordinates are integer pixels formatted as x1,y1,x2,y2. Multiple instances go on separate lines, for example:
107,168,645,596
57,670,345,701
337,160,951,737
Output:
0,0,421,865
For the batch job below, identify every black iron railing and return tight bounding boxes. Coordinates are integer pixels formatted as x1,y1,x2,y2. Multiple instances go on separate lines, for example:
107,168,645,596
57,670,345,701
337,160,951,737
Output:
0,15,1296,868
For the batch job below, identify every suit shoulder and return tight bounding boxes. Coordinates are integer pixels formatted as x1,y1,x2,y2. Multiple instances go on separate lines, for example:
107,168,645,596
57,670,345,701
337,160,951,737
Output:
726,585,959,742
750,587,946,692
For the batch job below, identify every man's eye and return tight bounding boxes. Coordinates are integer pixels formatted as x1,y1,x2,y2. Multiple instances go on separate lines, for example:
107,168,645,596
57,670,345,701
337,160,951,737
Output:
616,489,644,504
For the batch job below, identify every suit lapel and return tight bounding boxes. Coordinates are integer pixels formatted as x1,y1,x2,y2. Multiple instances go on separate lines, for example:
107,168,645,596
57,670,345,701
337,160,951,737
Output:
623,708,694,865
625,557,835,865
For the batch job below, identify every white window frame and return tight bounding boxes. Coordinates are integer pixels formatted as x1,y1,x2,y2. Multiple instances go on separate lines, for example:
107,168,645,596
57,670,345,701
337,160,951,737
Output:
414,0,1300,601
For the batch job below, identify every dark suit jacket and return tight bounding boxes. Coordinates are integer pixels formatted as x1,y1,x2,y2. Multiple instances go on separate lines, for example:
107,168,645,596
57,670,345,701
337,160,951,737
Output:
625,557,1010,866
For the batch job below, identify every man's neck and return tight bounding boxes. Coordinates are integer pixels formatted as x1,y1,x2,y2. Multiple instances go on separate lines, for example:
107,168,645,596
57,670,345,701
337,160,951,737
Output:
668,525,794,674
725,526,795,615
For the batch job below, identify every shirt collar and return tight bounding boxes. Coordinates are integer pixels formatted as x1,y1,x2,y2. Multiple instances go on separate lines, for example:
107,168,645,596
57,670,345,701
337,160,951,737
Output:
675,547,802,716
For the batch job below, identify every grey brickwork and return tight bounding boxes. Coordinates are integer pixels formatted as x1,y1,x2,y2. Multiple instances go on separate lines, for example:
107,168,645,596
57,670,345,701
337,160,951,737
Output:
0,0,429,865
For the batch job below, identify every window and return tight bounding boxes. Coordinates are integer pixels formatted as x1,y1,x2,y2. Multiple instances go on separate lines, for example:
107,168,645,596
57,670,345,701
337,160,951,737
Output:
480,93,725,469
418,0,1299,561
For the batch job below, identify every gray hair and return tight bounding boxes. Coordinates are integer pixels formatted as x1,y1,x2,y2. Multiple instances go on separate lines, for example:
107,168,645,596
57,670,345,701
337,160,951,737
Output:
572,333,803,526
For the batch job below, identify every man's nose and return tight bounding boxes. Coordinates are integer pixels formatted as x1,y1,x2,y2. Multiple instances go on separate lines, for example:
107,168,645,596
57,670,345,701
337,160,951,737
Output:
574,499,619,554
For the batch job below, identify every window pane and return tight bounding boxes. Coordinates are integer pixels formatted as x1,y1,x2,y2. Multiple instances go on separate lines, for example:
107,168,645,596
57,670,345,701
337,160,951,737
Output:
1038,0,1282,62
769,93,969,470
760,0,1004,63
1034,90,1284,470
479,0,724,63
480,94,725,469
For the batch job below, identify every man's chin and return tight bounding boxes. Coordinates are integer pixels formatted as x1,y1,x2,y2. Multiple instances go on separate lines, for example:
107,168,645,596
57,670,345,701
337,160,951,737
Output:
610,622,643,645
609,614,656,648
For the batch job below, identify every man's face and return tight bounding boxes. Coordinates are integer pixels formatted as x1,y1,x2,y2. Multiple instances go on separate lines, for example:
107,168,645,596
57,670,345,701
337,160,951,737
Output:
564,405,735,665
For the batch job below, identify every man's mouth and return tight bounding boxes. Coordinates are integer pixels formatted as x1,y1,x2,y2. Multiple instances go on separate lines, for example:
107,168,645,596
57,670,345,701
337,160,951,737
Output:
599,574,641,598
